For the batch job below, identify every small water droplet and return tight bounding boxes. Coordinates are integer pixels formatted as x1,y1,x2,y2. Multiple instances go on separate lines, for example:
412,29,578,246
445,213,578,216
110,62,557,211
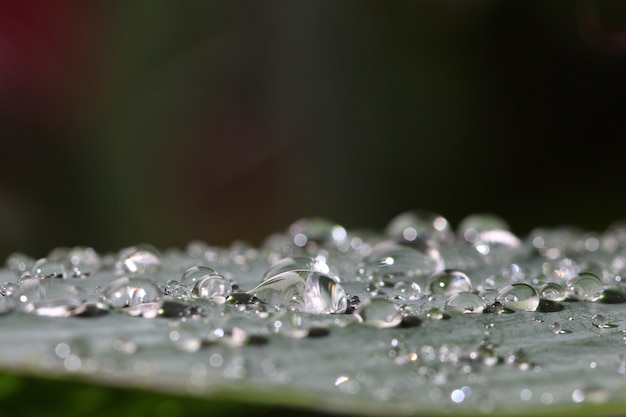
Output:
591,314,617,328
385,210,455,247
248,270,347,314
539,282,566,301
0,282,19,297
427,269,472,296
99,276,162,309
192,274,232,300
116,245,161,274
496,284,539,311
391,281,422,300
5,252,34,275
180,266,217,286
356,297,402,328
550,321,571,334
565,272,605,301
444,292,485,314
362,240,444,281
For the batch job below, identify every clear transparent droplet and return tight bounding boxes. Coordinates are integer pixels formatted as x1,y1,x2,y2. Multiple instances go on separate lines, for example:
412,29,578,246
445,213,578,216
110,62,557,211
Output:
15,279,86,317
192,274,232,300
444,292,485,314
539,282,566,301
180,265,217,287
262,256,330,281
362,240,444,281
427,269,473,296
591,314,617,329
66,246,101,276
565,273,604,302
5,252,34,275
100,276,162,308
385,210,455,247
116,245,161,274
496,283,539,312
391,281,422,300
31,258,67,279
356,297,402,328
248,270,347,314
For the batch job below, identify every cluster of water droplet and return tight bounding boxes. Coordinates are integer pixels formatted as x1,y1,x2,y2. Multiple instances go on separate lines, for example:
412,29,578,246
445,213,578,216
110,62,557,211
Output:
1,210,625,408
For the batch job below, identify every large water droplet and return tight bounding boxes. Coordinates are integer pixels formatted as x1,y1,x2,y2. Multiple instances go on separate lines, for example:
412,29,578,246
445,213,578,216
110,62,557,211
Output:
539,283,566,301
444,292,485,314
565,272,604,301
15,279,86,317
262,256,331,281
31,258,67,279
100,276,162,308
192,275,232,300
247,270,347,314
116,245,161,274
427,269,472,295
66,246,101,277
385,210,455,247
496,284,539,311
356,297,402,328
362,240,444,282
180,266,217,286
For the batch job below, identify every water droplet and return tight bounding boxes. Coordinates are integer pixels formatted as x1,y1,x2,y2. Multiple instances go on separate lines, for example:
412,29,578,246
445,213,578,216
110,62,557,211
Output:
31,258,67,279
116,245,161,274
192,274,232,300
427,269,472,296
356,297,402,328
444,292,485,314
15,279,86,317
572,386,610,404
181,265,217,286
5,252,34,275
65,246,101,277
496,284,539,312
591,314,617,329
248,270,347,314
262,256,331,281
100,276,162,308
288,217,346,250
0,282,19,297
565,272,605,301
361,240,444,282
550,321,571,334
539,282,566,301
390,281,422,300
385,210,455,247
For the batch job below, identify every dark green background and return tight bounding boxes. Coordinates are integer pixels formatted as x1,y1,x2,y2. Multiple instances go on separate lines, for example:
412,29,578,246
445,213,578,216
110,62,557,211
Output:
2,0,626,260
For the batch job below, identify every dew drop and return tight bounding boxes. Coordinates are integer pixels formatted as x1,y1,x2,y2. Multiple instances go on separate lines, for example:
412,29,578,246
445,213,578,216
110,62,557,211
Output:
15,279,86,317
5,252,34,275
427,269,472,296
385,210,455,247
356,297,402,328
591,314,617,329
565,272,604,302
180,265,217,287
444,292,485,314
248,270,347,314
100,276,162,308
116,245,161,274
539,282,566,302
550,321,571,334
262,256,331,281
496,284,539,312
391,281,421,300
31,258,67,279
361,240,444,281
192,274,232,300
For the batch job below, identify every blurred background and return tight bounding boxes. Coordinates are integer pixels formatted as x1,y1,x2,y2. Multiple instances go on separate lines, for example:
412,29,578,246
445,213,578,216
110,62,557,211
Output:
2,0,626,260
